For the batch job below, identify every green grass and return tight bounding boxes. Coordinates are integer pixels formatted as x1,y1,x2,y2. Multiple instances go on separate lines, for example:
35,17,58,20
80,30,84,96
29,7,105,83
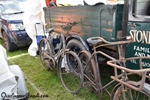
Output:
9,55,103,100
0,39,113,100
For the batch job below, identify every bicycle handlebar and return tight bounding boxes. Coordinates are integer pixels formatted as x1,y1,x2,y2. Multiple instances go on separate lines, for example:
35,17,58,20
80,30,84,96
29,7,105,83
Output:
90,36,133,50
91,36,132,45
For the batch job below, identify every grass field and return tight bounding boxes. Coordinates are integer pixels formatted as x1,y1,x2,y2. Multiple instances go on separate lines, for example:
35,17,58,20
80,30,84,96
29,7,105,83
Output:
0,39,114,100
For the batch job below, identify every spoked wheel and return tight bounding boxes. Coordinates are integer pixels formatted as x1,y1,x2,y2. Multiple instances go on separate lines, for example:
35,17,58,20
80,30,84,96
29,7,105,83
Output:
58,51,83,94
39,38,55,70
79,50,98,91
111,84,150,100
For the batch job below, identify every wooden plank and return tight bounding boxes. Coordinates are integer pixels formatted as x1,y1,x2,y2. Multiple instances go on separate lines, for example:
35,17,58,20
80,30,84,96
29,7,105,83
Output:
43,4,123,41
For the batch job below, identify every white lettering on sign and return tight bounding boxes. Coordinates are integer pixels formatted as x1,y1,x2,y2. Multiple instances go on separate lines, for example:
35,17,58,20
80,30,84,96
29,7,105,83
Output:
130,59,137,64
142,62,150,67
128,29,150,68
130,30,150,44
131,45,150,68
134,52,146,57
133,46,150,53
129,60,150,68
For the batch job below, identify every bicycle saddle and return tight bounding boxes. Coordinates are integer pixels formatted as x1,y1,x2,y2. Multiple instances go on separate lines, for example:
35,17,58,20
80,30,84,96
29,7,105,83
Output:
87,37,103,45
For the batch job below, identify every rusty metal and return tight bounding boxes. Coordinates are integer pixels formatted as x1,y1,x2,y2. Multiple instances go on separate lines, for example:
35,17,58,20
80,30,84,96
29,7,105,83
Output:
81,35,150,98
79,50,98,82
39,22,74,70
44,22,150,97
107,56,150,91
79,36,133,96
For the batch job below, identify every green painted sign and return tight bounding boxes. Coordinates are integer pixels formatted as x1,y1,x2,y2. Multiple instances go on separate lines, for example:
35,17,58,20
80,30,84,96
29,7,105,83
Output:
126,0,150,70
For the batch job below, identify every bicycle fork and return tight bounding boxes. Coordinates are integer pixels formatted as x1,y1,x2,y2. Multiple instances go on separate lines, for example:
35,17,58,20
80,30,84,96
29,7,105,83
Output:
93,47,103,94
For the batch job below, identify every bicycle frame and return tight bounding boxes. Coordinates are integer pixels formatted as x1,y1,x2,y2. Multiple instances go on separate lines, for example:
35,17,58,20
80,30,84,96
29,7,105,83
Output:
45,22,72,62
82,36,133,96
39,22,73,70
82,46,117,96
39,22,84,94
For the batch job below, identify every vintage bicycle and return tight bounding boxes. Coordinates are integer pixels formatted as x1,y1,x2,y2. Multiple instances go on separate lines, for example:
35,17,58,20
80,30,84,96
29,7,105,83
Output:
38,22,84,94
76,36,150,99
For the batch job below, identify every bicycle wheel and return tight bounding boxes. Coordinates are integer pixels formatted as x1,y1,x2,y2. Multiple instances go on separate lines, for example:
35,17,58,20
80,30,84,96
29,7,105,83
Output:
111,84,150,100
79,50,98,82
39,38,55,70
79,50,100,92
58,51,83,94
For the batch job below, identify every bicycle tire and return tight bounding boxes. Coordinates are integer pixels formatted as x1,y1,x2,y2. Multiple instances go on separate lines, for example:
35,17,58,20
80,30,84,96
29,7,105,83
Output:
111,84,150,100
39,38,55,70
79,50,98,82
67,39,86,54
58,51,84,94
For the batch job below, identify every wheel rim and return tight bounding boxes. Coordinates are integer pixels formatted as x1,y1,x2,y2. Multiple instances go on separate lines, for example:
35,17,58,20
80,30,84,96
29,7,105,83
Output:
112,85,150,100
39,38,55,70
58,52,83,94
79,50,98,82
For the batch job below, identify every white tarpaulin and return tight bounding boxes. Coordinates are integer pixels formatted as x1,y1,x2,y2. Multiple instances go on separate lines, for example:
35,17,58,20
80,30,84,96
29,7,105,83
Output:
83,0,122,5
56,0,84,5
56,0,121,6
0,45,28,100
23,0,46,56
0,45,17,99
84,0,107,5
